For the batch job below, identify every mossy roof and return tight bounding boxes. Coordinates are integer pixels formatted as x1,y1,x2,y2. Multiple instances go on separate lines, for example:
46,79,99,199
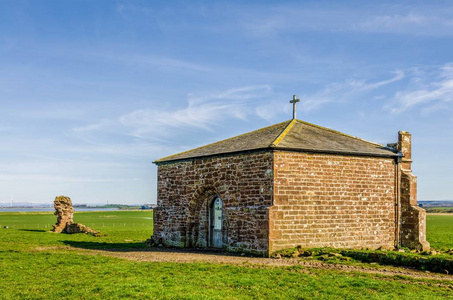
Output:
155,119,399,163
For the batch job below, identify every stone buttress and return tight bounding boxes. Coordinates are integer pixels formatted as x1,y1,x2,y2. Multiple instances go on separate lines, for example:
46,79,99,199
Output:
398,131,430,251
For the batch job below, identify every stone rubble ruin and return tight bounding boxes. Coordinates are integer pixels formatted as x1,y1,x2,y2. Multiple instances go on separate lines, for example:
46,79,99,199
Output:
51,195,102,236
52,195,74,233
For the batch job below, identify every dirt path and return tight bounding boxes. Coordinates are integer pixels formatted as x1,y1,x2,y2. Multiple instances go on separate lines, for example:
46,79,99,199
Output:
85,248,453,283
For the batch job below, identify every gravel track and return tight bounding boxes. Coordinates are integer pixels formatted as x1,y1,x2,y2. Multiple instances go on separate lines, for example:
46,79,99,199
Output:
86,248,453,284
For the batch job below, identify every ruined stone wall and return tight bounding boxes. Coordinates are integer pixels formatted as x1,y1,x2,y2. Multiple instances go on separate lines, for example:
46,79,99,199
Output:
153,151,273,254
397,131,430,251
400,170,430,251
270,151,397,254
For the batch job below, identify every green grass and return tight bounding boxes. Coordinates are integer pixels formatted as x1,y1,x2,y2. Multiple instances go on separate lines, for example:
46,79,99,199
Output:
2,251,452,299
0,211,452,299
427,214,453,250
0,210,153,251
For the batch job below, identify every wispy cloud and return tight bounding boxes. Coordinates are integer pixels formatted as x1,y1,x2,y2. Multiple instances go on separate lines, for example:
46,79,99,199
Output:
255,102,284,121
242,5,453,37
109,54,210,72
73,119,114,133
115,3,153,15
0,173,139,184
360,13,427,32
388,64,453,113
302,71,404,111
359,13,453,35
345,71,405,93
75,85,272,139
16,107,86,120
120,85,272,137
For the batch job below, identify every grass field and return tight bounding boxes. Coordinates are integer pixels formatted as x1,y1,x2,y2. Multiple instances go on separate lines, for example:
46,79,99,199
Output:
0,211,153,251
427,214,453,250
0,211,452,299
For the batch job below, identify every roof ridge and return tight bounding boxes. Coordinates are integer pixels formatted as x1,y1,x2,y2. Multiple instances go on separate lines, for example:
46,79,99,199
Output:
271,119,296,147
294,119,388,148
154,120,291,163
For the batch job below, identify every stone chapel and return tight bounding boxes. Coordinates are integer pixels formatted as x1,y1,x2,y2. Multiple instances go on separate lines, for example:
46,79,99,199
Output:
151,103,429,256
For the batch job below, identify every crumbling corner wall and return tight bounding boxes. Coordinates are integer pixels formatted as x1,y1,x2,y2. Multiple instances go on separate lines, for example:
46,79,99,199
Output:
400,170,430,251
398,131,430,251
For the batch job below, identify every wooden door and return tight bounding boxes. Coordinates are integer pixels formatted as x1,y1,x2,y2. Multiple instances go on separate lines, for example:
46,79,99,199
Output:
210,197,223,248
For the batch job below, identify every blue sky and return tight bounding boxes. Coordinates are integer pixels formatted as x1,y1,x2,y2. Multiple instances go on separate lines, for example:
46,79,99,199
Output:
1,1,452,204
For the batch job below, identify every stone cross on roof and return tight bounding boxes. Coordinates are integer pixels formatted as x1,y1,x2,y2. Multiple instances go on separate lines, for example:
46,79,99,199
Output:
290,95,300,119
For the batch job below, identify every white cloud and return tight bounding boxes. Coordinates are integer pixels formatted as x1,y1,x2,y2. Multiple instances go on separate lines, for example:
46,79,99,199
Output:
118,54,210,72
359,12,453,35
67,85,276,166
73,119,113,133
255,102,284,121
354,71,405,91
0,173,139,184
302,71,404,111
115,3,153,15
17,108,85,120
117,85,271,138
241,6,453,37
361,13,427,30
388,63,453,113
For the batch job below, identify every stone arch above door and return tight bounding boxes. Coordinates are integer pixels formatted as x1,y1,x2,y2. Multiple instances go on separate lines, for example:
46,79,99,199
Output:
186,185,219,247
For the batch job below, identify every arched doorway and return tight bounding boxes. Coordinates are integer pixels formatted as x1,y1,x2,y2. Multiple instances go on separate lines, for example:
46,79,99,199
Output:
210,196,223,248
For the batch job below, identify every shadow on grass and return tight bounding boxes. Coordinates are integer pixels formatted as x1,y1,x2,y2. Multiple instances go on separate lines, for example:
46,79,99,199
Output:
19,229,47,233
62,240,258,257
63,240,147,250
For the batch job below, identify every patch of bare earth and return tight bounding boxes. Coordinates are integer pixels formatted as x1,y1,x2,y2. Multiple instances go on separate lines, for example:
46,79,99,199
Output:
32,246,74,252
79,248,453,284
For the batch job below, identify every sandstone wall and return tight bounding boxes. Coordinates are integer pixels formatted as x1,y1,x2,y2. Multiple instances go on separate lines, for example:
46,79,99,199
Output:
397,131,430,251
270,151,397,254
399,169,430,251
153,151,273,254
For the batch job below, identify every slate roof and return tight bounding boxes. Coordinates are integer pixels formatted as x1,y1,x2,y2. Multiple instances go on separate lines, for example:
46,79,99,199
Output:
155,119,399,163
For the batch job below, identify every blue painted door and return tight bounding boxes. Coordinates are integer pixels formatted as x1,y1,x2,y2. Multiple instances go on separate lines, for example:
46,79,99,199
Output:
210,197,223,248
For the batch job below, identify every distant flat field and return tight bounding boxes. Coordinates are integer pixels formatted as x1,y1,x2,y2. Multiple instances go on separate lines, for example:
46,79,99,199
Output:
0,211,452,299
